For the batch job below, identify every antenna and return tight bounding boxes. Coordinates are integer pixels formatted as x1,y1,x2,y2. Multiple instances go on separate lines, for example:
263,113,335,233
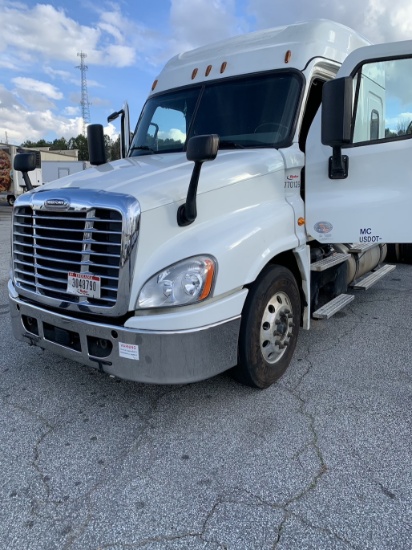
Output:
76,52,91,135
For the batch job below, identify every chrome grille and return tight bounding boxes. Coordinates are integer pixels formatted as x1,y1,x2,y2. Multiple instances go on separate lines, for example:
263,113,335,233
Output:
12,190,140,316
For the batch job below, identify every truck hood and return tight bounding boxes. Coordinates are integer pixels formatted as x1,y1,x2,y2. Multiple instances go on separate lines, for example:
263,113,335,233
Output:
37,149,285,212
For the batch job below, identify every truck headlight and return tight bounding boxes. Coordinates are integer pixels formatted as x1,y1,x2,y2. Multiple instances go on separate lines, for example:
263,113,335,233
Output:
137,255,216,308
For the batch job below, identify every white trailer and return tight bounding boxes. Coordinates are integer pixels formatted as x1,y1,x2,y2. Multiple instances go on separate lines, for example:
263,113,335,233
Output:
41,161,87,183
8,20,412,388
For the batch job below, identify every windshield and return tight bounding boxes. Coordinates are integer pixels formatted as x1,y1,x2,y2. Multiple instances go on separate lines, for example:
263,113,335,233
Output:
129,70,303,156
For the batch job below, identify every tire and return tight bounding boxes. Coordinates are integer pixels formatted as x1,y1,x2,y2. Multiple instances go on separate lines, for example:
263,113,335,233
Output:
7,195,15,206
386,244,412,264
399,244,412,264
234,264,301,389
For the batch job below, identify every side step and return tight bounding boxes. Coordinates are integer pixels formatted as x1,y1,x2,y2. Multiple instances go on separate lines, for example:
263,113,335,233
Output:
350,264,396,290
311,253,349,272
313,294,355,319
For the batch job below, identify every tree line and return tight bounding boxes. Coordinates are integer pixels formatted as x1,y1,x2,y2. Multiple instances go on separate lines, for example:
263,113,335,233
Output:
21,134,121,162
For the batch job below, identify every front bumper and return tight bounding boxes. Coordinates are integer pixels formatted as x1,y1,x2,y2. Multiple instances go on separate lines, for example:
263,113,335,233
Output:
8,281,241,384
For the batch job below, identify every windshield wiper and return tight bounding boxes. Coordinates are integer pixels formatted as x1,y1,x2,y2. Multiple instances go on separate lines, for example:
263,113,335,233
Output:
130,145,156,154
219,140,245,149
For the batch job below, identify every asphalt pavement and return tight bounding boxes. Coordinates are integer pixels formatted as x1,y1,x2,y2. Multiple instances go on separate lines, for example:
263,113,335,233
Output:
0,200,411,549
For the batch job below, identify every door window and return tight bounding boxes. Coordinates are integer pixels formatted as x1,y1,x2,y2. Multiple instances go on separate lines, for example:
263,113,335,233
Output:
353,57,412,143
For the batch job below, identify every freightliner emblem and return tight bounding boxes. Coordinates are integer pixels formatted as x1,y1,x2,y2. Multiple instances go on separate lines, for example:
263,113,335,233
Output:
44,198,70,209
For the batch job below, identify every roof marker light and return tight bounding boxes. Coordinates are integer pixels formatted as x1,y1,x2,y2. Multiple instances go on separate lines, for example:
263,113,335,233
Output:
205,65,212,76
191,68,198,80
151,79,158,91
285,50,292,64
220,62,227,74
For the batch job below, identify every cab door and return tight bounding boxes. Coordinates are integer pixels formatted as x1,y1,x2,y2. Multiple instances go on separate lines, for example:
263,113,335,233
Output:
306,40,412,243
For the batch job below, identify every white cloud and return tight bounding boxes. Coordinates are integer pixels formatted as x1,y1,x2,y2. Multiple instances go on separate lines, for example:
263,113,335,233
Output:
103,122,119,140
246,0,412,43
64,106,80,116
159,128,187,142
104,44,136,67
12,77,63,100
0,82,82,143
169,0,248,52
1,2,142,69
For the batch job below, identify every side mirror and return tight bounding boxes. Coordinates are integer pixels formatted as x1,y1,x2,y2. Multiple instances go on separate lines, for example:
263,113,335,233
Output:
87,124,106,166
14,153,37,191
322,77,353,146
14,152,36,173
186,134,219,163
177,135,219,227
107,102,131,158
321,77,353,179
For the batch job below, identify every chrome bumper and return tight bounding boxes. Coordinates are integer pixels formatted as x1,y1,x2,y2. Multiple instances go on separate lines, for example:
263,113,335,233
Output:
8,281,240,384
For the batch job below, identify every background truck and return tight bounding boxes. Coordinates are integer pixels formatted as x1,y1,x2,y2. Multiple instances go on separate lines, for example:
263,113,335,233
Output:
8,20,412,388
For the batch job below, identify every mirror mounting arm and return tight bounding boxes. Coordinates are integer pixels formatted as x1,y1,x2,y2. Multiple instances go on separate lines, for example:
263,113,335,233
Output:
329,146,349,179
177,134,219,228
21,172,33,190
177,161,203,226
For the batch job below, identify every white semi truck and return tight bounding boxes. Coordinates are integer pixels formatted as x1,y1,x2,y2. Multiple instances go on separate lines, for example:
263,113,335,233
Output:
8,20,412,388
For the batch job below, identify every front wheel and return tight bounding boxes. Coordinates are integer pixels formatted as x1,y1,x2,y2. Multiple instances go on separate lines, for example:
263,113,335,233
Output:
7,195,15,206
234,264,301,389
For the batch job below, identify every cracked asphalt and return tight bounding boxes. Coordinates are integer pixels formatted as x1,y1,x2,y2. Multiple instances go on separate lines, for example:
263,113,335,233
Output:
1,201,412,549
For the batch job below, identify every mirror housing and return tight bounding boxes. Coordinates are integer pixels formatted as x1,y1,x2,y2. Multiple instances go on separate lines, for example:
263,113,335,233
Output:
322,77,353,179
177,135,219,227
186,134,219,163
107,103,131,158
14,152,36,173
322,77,353,146
87,124,106,166
13,152,37,191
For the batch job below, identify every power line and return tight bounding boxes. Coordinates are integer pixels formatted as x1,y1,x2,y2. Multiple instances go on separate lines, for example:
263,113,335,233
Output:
76,52,91,136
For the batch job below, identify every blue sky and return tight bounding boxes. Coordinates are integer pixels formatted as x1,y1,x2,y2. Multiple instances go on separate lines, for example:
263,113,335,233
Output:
1,0,412,145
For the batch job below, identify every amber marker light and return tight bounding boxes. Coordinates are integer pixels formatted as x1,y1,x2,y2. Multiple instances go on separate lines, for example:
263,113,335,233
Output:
199,259,215,300
220,61,227,74
298,217,305,226
205,65,212,76
284,50,292,64
191,68,198,79
151,80,158,91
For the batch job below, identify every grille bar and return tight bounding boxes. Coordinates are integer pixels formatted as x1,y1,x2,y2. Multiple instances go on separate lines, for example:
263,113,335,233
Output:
14,261,120,281
15,244,121,258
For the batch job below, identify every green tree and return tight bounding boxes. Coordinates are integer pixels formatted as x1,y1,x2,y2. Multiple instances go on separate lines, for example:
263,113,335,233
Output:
110,136,121,161
68,134,89,161
20,132,123,162
21,139,52,148
50,137,68,150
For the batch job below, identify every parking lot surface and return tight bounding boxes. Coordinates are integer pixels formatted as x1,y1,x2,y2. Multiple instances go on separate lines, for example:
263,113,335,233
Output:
1,202,411,549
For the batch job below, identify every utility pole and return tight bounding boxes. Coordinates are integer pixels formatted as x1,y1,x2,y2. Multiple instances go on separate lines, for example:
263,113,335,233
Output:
76,52,91,136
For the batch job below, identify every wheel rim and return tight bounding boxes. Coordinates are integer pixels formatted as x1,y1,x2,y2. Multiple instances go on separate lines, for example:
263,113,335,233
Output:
260,290,294,364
